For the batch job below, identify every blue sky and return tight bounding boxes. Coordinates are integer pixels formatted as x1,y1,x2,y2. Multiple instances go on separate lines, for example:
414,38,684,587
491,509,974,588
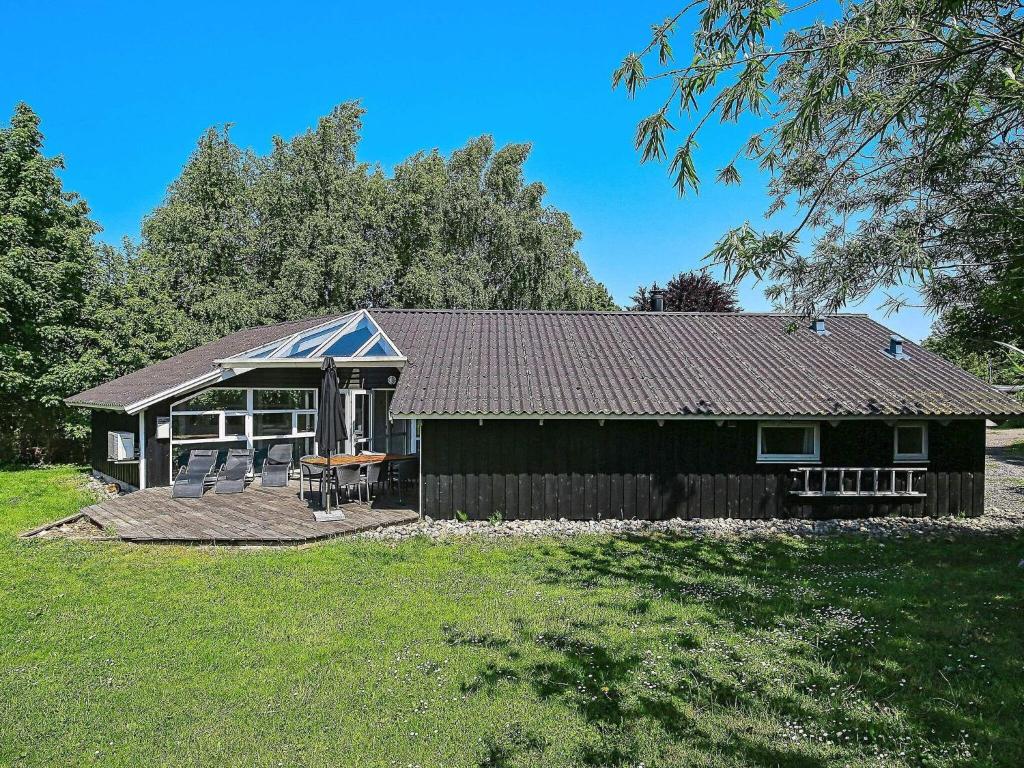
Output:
2,0,932,340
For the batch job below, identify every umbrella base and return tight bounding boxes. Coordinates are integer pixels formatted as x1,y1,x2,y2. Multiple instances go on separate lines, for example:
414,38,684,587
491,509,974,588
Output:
313,509,348,522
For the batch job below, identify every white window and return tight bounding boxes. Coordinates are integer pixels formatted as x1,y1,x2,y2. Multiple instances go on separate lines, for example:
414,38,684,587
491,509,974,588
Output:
170,387,317,444
757,422,820,463
894,422,928,462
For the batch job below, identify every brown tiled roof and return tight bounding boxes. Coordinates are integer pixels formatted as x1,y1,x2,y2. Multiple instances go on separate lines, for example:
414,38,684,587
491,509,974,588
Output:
67,309,1023,418
373,309,1023,418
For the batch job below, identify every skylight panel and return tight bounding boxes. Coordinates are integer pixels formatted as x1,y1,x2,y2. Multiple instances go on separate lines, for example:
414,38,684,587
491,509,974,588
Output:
324,316,375,357
359,337,397,357
280,318,351,358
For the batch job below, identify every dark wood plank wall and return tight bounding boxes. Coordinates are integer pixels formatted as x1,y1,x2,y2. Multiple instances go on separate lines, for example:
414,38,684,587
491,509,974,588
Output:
422,418,986,521
89,410,140,488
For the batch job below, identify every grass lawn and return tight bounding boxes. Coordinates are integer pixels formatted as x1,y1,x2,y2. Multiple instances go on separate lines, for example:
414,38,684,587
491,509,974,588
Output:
2,467,1023,767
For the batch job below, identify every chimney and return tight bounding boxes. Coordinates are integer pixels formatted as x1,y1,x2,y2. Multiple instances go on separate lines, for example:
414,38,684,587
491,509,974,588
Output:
888,334,909,359
650,287,665,312
811,317,828,336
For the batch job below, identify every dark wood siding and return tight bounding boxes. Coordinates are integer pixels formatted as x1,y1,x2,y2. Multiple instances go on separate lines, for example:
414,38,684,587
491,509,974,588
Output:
144,403,171,488
89,410,140,488
421,418,986,521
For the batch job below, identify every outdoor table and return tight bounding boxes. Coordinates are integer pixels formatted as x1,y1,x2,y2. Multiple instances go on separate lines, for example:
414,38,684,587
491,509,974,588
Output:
298,454,416,504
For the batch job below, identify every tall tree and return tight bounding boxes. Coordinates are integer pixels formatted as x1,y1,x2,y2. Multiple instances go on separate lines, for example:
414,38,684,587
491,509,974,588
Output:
631,271,740,311
139,124,265,345
0,104,101,460
138,101,616,353
391,136,616,311
613,1,1024,321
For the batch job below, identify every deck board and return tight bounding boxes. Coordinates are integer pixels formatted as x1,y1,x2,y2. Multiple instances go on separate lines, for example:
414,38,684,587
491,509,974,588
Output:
68,481,417,544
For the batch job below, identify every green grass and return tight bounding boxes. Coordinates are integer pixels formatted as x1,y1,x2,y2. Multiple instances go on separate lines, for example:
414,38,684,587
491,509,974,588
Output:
1006,440,1024,458
2,468,1023,767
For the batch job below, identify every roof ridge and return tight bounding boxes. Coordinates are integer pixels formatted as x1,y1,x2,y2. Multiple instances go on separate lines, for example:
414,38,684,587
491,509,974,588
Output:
367,308,871,317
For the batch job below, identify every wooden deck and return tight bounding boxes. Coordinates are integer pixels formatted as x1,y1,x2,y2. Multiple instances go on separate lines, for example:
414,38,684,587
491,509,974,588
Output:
47,481,418,544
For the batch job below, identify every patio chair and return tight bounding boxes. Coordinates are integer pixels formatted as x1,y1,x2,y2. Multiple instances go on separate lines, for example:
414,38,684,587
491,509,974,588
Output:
393,458,419,503
214,448,252,494
301,461,326,503
333,464,361,505
357,461,387,503
261,443,293,487
171,450,218,498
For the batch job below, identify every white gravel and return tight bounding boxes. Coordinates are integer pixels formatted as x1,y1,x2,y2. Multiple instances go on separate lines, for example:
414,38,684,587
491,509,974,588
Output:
356,428,1024,543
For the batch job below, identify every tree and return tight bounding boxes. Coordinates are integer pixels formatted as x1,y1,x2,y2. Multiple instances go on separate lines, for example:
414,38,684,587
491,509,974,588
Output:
0,103,100,461
630,271,740,311
390,135,616,311
138,102,616,353
613,1,1024,319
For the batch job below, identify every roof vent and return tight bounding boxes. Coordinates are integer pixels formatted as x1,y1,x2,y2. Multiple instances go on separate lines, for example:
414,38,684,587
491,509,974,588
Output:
650,287,665,312
887,334,910,360
811,317,829,336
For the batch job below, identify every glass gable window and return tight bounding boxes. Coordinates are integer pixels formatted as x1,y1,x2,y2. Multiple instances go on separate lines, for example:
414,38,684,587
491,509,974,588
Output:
280,318,350,358
894,423,928,461
323,316,375,357
757,422,820,463
230,310,401,362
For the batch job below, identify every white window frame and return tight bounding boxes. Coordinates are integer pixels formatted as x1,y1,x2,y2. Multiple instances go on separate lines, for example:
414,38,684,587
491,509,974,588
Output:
251,387,318,442
757,421,821,463
893,422,928,462
170,387,318,445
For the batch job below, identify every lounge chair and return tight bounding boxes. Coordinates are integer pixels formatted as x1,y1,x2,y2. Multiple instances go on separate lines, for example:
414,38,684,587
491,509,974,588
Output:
171,450,218,498
214,448,252,494
261,443,293,487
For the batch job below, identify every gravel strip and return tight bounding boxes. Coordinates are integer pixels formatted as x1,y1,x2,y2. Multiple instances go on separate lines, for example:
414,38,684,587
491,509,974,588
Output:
357,429,1024,543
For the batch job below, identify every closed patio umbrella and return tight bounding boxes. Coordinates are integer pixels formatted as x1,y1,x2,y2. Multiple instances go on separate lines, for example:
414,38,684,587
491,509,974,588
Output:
315,357,348,515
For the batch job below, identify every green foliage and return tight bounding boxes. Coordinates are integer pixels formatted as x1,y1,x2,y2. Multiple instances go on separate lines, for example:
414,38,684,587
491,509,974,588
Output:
614,1,1024,320
3,467,1024,766
137,102,616,350
631,270,740,311
0,104,100,460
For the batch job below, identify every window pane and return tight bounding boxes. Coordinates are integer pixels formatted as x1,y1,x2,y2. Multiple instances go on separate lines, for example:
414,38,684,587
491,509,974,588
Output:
172,414,219,440
371,390,392,452
896,426,923,455
761,425,813,456
175,388,246,411
324,316,375,356
280,318,350,358
354,393,369,439
254,412,292,436
254,389,314,410
224,414,246,436
296,413,315,433
389,419,410,454
359,338,397,357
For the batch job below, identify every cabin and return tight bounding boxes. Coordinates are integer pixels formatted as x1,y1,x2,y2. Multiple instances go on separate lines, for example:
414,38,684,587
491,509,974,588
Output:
67,308,1023,520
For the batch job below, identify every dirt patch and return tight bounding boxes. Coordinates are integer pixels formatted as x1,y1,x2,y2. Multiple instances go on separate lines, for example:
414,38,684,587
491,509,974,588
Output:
28,515,109,540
